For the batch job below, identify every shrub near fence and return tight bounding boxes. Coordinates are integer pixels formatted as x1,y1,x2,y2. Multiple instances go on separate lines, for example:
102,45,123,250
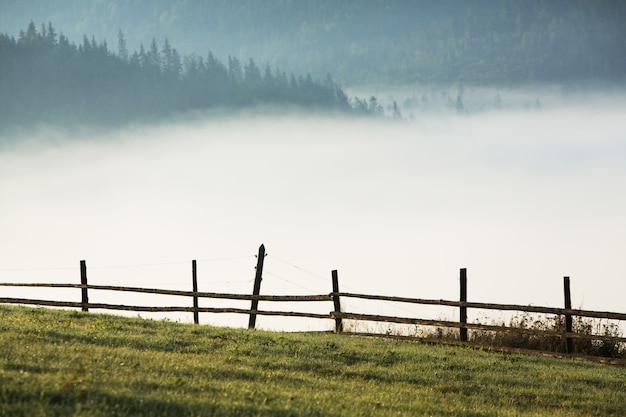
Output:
1,245,625,361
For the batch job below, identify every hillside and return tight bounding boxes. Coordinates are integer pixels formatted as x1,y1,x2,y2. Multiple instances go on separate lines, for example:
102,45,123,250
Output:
0,22,364,132
1,305,625,416
1,0,625,86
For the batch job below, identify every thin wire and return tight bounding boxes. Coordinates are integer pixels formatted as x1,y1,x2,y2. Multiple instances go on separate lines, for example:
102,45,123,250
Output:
266,255,439,318
0,266,76,272
197,255,256,263
202,279,255,286
264,270,321,295
266,254,399,298
2,254,256,272
341,299,382,316
89,261,189,270
91,255,254,270
266,255,329,282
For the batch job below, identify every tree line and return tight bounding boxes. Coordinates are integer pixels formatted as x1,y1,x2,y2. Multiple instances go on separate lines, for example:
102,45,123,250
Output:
0,22,390,131
3,1,622,87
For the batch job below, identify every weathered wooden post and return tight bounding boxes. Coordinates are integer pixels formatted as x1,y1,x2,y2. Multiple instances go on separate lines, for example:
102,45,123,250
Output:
192,260,199,325
248,244,265,329
563,276,574,354
80,260,88,312
331,269,343,333
459,268,468,342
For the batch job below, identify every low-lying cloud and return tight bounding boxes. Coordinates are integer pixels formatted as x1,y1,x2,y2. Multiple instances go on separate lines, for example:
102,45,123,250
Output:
1,98,625,330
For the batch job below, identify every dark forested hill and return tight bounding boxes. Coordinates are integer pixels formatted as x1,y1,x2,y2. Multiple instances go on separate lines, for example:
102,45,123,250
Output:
1,0,624,87
0,22,366,131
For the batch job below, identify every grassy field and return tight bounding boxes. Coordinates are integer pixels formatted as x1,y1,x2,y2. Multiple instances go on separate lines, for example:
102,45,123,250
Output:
1,305,625,416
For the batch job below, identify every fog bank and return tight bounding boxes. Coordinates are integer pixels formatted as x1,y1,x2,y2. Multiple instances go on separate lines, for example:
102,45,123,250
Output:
1,103,625,330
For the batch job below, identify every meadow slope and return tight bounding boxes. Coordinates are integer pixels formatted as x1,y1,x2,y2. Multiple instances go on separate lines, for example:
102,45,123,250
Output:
1,305,625,416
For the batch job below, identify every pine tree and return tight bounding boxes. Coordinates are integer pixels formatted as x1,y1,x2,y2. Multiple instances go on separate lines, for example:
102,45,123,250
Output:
117,30,128,62
146,38,161,73
162,39,181,78
227,56,243,83
389,101,402,119
244,58,261,83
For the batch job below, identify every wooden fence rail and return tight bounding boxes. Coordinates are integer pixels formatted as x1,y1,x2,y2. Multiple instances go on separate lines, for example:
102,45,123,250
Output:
331,312,626,344
0,297,331,319
332,292,626,321
0,283,331,302
1,244,624,358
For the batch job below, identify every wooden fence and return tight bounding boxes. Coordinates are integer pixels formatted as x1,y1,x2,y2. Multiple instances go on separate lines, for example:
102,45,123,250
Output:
1,245,625,359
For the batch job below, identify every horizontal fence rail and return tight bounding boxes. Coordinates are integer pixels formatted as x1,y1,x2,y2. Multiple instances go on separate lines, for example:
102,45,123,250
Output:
0,297,331,319
1,286,623,343
0,283,331,302
331,311,626,344
333,292,626,322
1,245,624,360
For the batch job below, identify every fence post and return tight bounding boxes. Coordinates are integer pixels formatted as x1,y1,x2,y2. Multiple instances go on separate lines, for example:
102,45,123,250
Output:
192,260,199,324
459,268,468,342
563,276,574,354
248,244,266,329
80,260,88,312
331,270,343,333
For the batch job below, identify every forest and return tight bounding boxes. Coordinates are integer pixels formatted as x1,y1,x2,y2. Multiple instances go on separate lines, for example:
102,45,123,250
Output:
0,22,384,131
1,1,624,130
1,0,624,87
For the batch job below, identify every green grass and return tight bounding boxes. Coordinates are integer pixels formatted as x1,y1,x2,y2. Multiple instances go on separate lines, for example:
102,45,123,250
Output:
1,305,625,416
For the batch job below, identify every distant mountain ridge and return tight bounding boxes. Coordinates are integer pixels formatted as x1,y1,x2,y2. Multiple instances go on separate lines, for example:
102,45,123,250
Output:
1,0,625,86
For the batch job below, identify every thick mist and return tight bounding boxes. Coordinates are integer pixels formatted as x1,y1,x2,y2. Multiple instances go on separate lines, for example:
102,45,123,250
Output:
1,99,625,331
